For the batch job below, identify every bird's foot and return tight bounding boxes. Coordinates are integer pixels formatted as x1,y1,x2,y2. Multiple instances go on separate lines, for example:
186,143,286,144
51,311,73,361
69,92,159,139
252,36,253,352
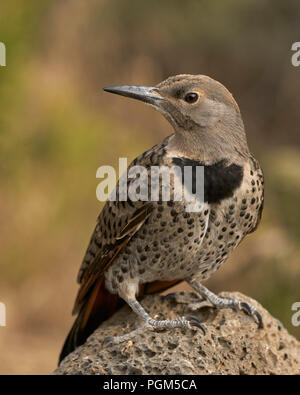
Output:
146,315,206,334
185,278,263,329
220,298,263,329
186,294,263,329
102,315,206,345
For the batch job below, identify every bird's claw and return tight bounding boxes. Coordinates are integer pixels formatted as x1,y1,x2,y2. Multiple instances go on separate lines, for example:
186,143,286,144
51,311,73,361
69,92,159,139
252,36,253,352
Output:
185,315,206,335
239,302,263,329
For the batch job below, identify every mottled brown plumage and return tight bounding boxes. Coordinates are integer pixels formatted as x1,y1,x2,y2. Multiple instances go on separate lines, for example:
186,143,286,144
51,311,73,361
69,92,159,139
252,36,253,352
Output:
59,74,264,364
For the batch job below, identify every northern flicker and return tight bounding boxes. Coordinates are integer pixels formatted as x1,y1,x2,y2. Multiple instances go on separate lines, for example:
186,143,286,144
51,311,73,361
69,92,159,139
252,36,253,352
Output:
59,74,264,364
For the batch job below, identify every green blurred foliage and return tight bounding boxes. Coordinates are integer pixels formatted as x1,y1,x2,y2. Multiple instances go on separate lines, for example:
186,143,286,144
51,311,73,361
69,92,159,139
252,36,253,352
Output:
0,0,299,373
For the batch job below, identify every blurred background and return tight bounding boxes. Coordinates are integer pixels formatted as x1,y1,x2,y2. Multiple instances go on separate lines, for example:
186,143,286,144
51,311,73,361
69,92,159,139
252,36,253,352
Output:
0,0,299,374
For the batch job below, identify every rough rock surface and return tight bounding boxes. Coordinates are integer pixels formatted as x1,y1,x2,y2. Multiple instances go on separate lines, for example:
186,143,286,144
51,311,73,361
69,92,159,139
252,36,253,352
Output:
54,291,300,375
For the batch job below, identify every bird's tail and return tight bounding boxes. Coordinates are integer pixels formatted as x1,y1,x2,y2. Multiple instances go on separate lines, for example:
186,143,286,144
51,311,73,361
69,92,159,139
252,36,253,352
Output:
58,277,123,365
59,310,84,364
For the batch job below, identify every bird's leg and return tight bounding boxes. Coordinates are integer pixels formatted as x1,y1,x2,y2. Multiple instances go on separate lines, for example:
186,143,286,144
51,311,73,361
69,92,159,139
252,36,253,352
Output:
185,277,263,328
103,297,205,345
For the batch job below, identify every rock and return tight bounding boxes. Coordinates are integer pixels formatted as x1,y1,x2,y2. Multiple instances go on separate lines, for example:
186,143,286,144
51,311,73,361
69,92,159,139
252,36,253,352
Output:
54,291,300,375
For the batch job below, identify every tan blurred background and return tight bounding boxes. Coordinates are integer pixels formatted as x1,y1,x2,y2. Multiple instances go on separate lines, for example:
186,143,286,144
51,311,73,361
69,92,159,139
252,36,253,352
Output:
0,0,299,374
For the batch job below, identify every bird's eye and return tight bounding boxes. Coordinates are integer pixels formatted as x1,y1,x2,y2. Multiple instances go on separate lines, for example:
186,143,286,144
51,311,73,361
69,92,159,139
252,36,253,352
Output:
184,92,199,104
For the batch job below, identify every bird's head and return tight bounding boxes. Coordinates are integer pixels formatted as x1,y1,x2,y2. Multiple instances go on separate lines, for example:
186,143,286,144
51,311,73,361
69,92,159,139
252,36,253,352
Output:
104,74,249,162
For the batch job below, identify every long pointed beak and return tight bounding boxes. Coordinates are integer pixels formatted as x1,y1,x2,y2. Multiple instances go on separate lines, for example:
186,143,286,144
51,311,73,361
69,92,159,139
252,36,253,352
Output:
103,85,166,106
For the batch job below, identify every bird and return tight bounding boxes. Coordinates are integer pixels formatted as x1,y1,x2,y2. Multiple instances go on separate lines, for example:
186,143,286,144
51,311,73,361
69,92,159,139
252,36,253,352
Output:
59,74,264,364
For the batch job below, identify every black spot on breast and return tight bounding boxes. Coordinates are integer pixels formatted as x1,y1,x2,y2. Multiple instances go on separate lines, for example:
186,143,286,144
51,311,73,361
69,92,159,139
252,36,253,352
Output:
172,157,243,204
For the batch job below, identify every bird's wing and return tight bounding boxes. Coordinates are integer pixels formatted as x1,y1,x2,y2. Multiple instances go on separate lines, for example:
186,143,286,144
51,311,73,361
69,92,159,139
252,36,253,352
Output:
73,137,171,315
73,200,154,315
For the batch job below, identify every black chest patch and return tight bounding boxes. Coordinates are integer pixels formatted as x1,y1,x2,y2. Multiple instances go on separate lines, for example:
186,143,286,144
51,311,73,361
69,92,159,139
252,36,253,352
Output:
172,157,243,204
